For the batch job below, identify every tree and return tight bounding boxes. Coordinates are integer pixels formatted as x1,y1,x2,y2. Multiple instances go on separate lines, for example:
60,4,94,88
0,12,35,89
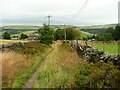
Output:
96,34,106,41
54,27,81,40
96,33,113,41
113,25,120,40
20,33,28,39
2,32,11,39
54,28,65,40
38,24,54,45
66,27,81,40
105,33,113,41
106,27,114,34
73,28,81,40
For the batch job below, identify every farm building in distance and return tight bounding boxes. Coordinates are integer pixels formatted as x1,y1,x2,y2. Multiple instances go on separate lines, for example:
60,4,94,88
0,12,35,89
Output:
28,34,40,40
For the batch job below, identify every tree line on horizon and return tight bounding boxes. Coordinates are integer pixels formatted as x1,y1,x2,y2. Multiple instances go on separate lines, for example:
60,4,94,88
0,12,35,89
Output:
2,24,120,45
83,25,120,41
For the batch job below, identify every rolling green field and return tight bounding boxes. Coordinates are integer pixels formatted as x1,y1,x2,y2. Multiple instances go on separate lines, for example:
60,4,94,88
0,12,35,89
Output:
81,31,92,39
79,24,117,34
0,25,39,38
10,31,36,37
1,29,37,35
86,41,118,55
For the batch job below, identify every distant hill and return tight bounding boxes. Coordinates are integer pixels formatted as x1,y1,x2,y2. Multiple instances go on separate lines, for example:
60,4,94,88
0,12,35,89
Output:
51,25,77,28
3,25,40,30
79,24,118,34
0,24,118,35
0,25,41,36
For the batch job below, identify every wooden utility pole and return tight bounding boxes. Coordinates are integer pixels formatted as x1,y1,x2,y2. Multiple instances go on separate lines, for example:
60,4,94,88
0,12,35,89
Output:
46,15,52,25
64,24,66,41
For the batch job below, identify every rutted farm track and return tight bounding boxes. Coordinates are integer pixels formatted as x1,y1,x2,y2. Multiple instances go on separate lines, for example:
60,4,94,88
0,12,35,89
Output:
25,41,60,88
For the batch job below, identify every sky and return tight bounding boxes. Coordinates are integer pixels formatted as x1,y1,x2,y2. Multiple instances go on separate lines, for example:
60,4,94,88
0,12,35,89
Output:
0,0,120,26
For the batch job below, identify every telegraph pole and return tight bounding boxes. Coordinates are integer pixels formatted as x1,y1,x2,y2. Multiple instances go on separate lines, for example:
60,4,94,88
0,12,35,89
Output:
46,15,52,25
64,24,66,41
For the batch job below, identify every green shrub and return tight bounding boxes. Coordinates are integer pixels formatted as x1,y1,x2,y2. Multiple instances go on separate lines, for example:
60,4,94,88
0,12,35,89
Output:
40,35,54,45
20,42,49,55
20,33,28,39
66,27,81,40
54,28,65,40
38,24,54,45
2,32,11,39
72,62,120,88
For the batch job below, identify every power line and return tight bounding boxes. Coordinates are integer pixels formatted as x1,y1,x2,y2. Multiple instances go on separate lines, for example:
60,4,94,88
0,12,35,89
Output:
42,0,89,25
74,0,89,16
112,0,119,8
58,0,89,20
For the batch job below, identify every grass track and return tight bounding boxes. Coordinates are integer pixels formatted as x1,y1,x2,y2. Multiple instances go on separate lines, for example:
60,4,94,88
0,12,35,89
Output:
33,41,83,88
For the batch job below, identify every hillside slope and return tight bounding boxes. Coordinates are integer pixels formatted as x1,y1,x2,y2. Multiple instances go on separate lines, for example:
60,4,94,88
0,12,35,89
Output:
80,24,117,34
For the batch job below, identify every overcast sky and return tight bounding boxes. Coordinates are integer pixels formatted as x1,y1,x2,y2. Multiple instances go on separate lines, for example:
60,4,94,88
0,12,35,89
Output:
0,0,119,26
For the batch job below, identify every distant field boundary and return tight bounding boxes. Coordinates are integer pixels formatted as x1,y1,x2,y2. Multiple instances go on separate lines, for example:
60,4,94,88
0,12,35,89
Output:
0,39,28,45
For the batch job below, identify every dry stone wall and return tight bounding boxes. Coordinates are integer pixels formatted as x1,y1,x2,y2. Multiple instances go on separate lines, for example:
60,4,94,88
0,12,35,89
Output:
70,40,120,68
0,42,28,51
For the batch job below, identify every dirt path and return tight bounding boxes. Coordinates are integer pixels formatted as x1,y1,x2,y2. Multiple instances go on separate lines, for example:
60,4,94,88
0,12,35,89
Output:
25,41,62,88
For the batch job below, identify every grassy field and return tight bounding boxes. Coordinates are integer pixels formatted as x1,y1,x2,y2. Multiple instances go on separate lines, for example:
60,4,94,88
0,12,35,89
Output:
0,39,28,45
1,25,38,38
81,31,92,39
10,31,34,35
2,43,51,88
80,41,118,55
79,24,117,34
1,30,36,37
23,31,36,35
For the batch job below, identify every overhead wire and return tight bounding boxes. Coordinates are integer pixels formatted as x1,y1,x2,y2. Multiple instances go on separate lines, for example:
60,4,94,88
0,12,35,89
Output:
73,0,89,17
43,0,90,25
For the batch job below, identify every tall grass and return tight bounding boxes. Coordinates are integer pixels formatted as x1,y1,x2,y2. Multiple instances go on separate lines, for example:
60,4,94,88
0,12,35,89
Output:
2,51,29,87
33,42,83,88
2,43,51,88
